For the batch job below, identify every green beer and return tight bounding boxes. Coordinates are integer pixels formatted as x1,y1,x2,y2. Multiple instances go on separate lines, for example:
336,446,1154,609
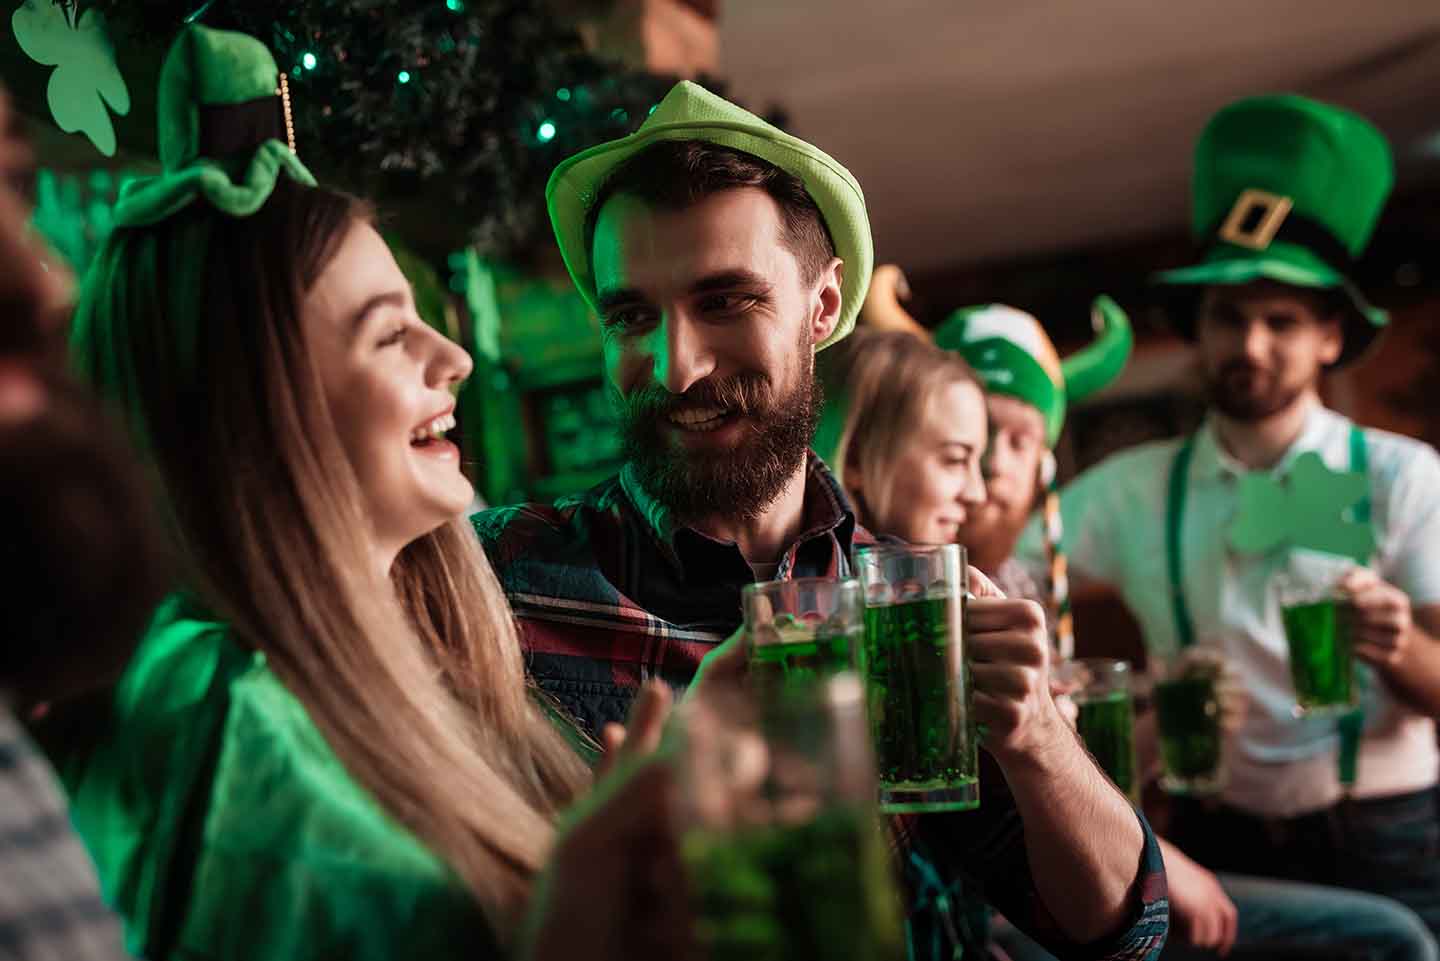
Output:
744,579,863,704
863,596,978,811
749,627,859,699
1281,599,1355,712
1076,690,1137,801
1154,675,1223,794
683,805,905,961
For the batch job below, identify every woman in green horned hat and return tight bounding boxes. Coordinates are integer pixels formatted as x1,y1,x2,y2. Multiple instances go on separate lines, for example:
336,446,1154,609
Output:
1029,92,1440,955
46,24,695,961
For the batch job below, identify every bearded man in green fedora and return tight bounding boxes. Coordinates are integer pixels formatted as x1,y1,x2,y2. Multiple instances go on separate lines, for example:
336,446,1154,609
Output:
1041,93,1440,946
474,80,1169,960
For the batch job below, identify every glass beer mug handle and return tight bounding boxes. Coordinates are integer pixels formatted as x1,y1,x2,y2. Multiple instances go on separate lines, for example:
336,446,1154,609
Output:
964,589,986,739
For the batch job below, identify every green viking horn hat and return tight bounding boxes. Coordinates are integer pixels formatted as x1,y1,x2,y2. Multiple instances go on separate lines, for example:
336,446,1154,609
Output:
113,24,316,228
934,296,1132,447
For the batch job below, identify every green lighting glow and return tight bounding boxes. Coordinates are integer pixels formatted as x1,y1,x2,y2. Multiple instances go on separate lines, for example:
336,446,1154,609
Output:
446,0,465,9
610,107,628,123
537,120,557,143
398,70,412,84
556,87,572,102
301,51,318,70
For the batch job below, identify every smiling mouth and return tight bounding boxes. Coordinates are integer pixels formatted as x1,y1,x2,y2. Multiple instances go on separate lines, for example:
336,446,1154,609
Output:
666,406,733,432
410,411,456,448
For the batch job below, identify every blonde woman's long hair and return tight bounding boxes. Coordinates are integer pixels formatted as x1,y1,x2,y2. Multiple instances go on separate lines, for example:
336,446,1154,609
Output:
818,326,982,534
70,178,589,927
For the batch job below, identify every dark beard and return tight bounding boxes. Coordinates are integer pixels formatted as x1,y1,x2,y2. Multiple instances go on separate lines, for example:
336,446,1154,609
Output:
1205,361,1306,422
617,364,823,523
956,500,1031,573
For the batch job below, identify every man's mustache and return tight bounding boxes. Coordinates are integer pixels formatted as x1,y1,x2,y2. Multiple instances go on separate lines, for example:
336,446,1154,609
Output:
617,373,772,423
1218,360,1271,381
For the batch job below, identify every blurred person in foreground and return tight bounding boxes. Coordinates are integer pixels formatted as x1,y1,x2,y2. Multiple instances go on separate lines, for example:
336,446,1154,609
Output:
0,87,163,961
1024,94,1440,948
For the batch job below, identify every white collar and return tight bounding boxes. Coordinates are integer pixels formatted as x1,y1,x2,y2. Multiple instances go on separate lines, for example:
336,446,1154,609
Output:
1192,398,1344,480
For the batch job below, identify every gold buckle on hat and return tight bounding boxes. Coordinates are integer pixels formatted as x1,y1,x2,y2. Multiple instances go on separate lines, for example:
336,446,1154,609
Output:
1218,188,1293,250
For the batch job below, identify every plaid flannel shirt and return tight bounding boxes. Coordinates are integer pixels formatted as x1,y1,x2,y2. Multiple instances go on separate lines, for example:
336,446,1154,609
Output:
0,703,133,961
474,455,1168,961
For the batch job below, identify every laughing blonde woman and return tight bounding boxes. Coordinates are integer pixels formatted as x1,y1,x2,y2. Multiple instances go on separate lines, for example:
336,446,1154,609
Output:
817,326,989,545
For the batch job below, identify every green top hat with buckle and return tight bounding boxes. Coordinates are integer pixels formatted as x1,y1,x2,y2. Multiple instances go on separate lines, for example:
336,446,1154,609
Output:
1153,94,1393,366
546,80,873,351
113,24,315,228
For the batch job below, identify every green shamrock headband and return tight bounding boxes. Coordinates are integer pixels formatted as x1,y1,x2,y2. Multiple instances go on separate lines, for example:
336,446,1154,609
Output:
113,24,316,228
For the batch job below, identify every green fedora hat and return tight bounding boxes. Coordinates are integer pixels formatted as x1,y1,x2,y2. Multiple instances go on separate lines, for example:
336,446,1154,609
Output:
1153,94,1393,366
113,24,315,228
546,80,873,351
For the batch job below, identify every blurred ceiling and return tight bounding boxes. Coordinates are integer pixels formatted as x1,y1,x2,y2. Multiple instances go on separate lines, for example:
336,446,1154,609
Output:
719,0,1440,271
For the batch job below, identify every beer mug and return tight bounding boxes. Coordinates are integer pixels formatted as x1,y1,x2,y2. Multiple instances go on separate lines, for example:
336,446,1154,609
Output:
1056,658,1138,802
673,675,905,961
853,543,978,813
1274,553,1358,716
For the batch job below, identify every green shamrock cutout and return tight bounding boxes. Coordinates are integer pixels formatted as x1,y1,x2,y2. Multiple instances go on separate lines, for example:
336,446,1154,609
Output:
12,0,130,157
1227,450,1375,562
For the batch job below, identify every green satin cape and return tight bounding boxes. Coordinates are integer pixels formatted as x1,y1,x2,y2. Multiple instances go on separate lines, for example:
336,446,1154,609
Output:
49,596,500,960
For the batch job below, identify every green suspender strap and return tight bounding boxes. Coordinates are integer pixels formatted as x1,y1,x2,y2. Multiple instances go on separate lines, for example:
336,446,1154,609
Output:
1165,424,1370,786
1337,426,1369,788
1167,436,1199,650
1348,424,1371,527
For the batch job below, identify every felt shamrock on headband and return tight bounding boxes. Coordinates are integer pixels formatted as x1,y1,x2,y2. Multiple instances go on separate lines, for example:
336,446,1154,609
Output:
12,0,130,157
1227,451,1375,562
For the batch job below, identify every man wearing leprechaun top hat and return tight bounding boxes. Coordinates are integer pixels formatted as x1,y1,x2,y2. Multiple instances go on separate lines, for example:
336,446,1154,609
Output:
1038,94,1440,940
475,80,1170,960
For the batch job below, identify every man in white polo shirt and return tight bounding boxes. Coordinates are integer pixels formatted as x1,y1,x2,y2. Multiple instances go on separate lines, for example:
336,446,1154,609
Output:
1041,94,1440,938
